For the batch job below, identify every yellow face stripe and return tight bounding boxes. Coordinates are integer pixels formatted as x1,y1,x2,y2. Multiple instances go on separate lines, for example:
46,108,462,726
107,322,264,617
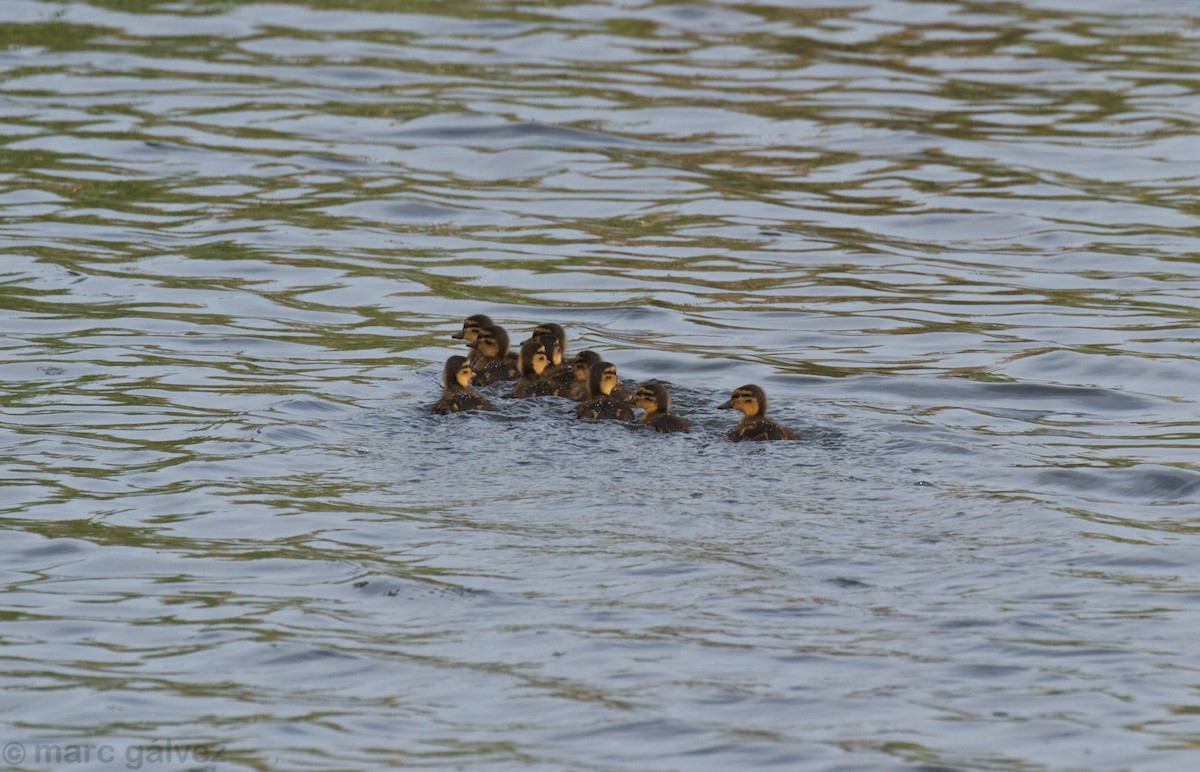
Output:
728,391,760,416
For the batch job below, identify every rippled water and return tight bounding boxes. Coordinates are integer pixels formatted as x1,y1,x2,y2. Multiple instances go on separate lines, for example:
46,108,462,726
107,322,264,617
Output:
3,0,1200,768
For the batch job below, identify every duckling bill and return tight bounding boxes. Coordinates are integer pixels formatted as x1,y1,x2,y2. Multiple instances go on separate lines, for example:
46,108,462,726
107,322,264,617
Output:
718,384,796,441
634,383,690,434
432,355,492,415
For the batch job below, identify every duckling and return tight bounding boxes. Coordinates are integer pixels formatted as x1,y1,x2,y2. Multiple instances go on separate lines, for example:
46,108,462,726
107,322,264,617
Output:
567,350,601,401
535,335,578,397
431,355,492,415
528,323,575,392
468,325,520,385
451,313,493,342
562,346,632,402
718,384,796,442
634,383,691,434
451,314,497,368
511,339,556,398
528,323,567,357
576,361,634,421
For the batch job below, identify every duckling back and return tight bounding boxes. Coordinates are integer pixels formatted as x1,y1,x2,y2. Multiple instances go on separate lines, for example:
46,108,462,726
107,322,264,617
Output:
512,378,556,398
432,391,492,415
646,412,690,434
576,396,634,421
728,418,794,442
474,353,519,386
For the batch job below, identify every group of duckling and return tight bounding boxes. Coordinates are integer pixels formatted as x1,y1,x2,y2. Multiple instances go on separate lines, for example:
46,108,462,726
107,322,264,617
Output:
432,314,797,442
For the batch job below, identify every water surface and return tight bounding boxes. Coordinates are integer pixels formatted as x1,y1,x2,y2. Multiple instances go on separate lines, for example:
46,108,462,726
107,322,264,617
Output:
2,0,1200,769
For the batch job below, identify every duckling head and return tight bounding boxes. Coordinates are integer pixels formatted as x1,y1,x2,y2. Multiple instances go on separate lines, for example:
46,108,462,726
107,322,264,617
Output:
572,350,600,383
635,383,669,415
529,323,566,361
718,384,767,418
589,360,619,397
469,325,509,359
518,339,549,378
444,355,474,389
539,334,564,366
451,313,494,341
